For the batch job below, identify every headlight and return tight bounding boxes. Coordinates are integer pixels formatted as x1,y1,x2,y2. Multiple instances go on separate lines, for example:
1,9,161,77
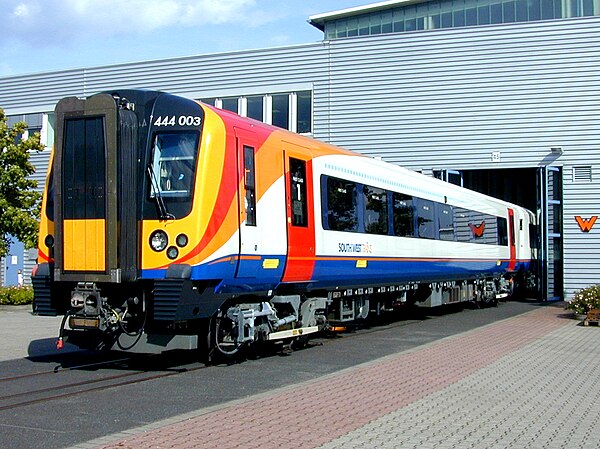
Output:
166,246,179,260
150,230,168,252
176,233,188,247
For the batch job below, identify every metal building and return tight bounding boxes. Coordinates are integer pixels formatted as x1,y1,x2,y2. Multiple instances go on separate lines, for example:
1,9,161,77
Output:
1,0,599,300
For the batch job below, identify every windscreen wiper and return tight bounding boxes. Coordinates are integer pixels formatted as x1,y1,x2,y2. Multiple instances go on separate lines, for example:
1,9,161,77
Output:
146,165,175,220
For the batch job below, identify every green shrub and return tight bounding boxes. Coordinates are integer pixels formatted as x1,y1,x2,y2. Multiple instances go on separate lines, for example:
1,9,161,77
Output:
566,285,600,315
0,286,34,305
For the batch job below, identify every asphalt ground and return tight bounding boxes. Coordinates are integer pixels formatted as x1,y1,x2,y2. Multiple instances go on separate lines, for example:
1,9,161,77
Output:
2,300,591,449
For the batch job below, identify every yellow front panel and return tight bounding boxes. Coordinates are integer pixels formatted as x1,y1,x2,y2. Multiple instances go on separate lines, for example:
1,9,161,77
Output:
63,219,106,271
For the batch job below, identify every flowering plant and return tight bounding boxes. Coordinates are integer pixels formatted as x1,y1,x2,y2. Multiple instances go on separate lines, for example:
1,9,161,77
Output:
566,285,600,315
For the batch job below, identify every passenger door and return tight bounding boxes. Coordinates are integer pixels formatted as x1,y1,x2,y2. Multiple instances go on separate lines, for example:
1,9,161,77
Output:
234,127,261,278
282,143,315,282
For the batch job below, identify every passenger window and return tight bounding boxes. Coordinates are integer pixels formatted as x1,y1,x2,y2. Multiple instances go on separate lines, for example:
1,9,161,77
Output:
497,217,508,246
363,186,388,235
244,145,256,226
289,158,308,227
417,199,435,239
438,204,455,241
393,193,414,237
325,177,358,232
454,207,472,242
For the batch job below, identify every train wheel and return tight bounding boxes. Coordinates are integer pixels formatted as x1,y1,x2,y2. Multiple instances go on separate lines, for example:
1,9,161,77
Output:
208,310,244,359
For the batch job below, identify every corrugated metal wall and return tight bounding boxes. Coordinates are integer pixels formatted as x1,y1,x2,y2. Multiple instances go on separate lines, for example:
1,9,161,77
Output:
318,17,600,297
1,17,599,297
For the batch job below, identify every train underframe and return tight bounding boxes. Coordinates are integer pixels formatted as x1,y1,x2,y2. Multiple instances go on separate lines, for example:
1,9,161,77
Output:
33,265,524,358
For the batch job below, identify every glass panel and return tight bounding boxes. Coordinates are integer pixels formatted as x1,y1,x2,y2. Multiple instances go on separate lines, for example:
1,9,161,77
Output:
541,0,555,18
244,145,256,226
455,208,502,245
382,11,393,33
417,200,435,239
466,7,478,24
221,98,238,113
453,9,466,26
516,0,528,21
150,132,199,199
200,98,216,106
438,204,455,241
363,186,388,235
370,12,382,34
497,217,508,245
359,16,370,35
326,177,358,232
246,96,263,121
336,19,348,38
325,24,335,40
441,11,453,27
491,2,503,23
296,91,312,134
429,14,441,28
289,158,308,227
553,0,563,17
570,0,580,16
46,169,54,221
393,193,414,237
503,1,516,21
582,0,594,15
347,18,358,36
272,94,289,129
63,117,106,219
528,0,541,20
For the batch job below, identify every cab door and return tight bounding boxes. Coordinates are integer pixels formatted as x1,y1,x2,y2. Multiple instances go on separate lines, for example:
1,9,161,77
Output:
507,208,517,272
282,143,315,282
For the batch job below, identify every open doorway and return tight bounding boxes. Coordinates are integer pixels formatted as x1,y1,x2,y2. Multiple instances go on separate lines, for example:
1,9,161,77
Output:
437,167,563,301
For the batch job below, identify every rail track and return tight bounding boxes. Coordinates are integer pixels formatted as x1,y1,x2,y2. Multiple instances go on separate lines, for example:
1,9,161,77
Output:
0,351,208,412
0,302,468,413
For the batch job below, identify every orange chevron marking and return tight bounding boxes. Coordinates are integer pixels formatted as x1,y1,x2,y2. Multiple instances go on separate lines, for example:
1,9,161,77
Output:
575,216,598,232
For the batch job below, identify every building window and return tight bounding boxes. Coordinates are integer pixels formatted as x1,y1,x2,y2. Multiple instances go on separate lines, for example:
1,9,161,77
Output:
246,96,263,121
323,0,600,38
272,94,290,130
200,90,312,134
296,91,312,134
221,97,238,113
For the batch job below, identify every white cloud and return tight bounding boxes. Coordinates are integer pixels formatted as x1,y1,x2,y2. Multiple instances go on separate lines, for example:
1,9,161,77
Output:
1,0,259,45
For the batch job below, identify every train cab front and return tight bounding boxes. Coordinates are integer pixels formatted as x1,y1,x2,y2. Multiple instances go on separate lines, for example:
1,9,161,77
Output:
32,90,208,351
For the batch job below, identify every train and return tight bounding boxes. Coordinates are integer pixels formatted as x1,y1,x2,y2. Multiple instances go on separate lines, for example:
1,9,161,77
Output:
32,89,536,357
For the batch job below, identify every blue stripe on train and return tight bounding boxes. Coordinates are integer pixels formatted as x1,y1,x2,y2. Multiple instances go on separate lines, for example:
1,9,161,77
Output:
310,258,508,285
141,255,530,289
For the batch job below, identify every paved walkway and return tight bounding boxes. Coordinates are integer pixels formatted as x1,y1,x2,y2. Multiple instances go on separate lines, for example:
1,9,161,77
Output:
0,305,81,361
67,304,598,449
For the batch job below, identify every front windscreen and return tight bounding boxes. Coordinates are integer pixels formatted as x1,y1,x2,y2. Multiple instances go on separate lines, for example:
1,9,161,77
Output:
149,131,199,199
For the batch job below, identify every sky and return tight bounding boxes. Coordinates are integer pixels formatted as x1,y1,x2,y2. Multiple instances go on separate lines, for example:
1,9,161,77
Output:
0,0,372,78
